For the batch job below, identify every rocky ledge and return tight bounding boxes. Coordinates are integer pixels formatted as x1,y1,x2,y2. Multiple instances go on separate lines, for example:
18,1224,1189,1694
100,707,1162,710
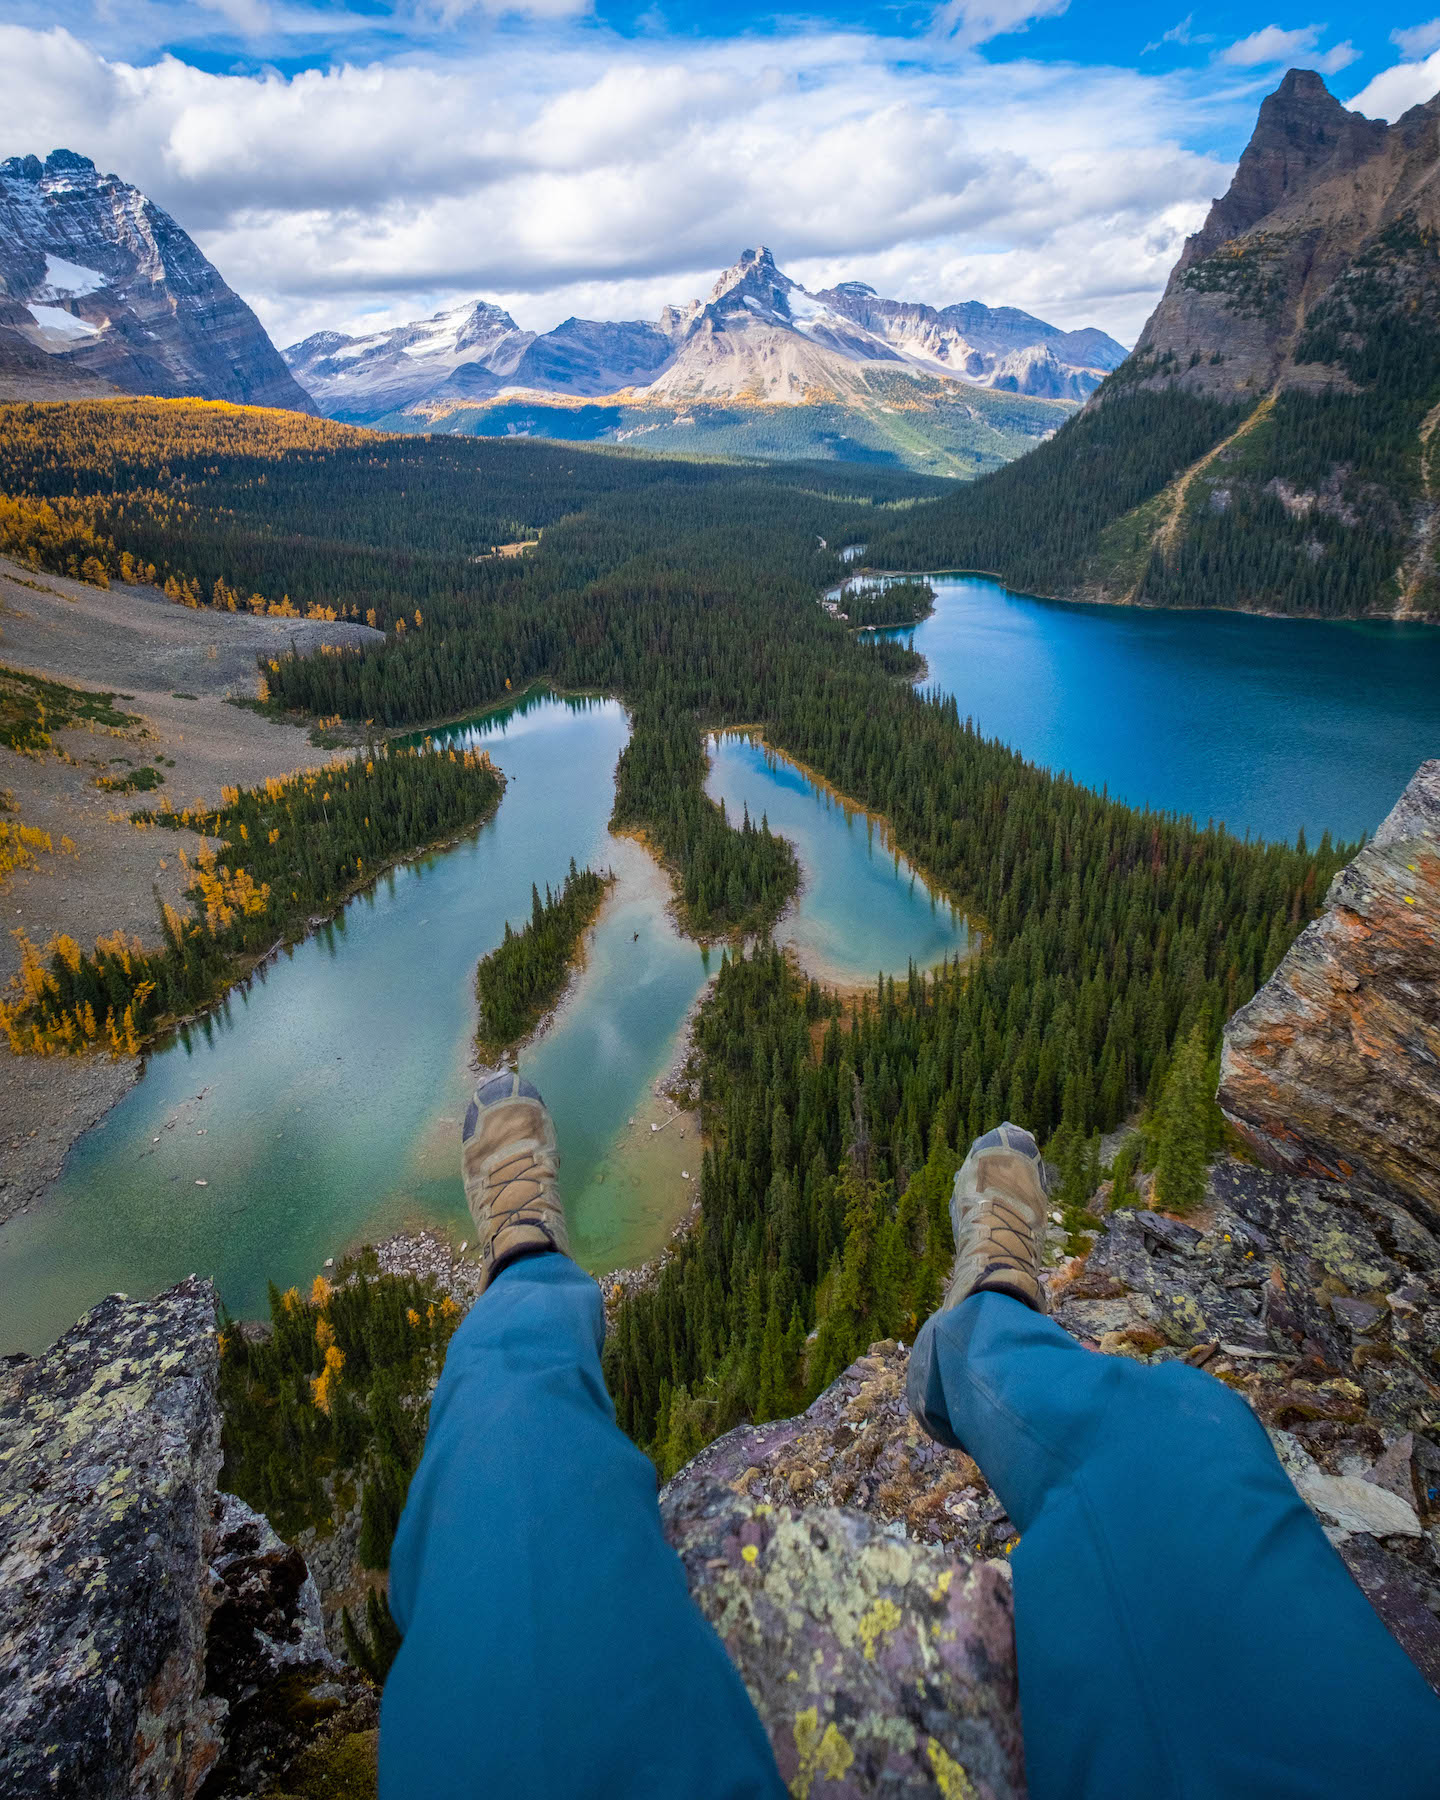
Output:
1220,759,1440,1231
662,1478,1025,1799
0,1281,358,1800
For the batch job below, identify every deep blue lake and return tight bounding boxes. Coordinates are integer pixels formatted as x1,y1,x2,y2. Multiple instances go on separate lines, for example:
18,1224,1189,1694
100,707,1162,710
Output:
870,576,1440,845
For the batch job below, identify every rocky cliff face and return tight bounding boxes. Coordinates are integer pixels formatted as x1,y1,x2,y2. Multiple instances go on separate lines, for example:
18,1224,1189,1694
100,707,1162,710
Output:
0,151,314,411
1221,760,1440,1231
1021,69,1440,617
0,1279,355,1800
1129,69,1432,399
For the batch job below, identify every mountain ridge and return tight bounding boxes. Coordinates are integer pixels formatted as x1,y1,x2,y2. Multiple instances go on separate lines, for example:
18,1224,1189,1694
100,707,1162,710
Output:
0,150,314,412
284,245,1126,422
863,68,1440,620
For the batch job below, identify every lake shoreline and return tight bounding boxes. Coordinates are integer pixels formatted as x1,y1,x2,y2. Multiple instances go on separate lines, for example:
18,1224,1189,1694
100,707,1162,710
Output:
472,866,615,1066
853,563,1435,628
0,777,509,1239
707,722,982,957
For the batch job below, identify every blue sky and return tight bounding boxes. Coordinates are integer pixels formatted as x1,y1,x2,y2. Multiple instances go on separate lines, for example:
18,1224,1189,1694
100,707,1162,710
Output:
1,0,1434,347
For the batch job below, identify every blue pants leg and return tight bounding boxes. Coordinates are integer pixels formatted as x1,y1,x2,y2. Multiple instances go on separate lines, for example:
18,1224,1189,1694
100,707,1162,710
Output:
909,1290,1440,1800
379,1253,784,1800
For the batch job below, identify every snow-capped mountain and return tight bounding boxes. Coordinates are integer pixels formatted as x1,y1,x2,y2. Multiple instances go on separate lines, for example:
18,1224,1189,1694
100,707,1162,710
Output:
0,149,312,411
286,303,676,417
284,247,1126,420
814,283,1128,402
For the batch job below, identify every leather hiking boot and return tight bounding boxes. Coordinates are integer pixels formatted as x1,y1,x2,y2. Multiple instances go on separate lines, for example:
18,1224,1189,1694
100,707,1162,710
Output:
942,1122,1050,1315
462,1068,568,1291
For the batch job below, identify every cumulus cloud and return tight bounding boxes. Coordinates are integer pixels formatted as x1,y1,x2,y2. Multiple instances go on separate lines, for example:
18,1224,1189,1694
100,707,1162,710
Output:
0,21,1229,346
1219,23,1358,73
1392,18,1440,57
1349,46,1440,117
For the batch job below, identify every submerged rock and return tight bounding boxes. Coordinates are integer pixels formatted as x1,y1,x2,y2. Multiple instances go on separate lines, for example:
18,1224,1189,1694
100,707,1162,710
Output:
1219,759,1440,1231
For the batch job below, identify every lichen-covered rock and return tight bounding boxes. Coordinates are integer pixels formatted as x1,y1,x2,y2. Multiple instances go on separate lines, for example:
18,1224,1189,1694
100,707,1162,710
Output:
0,1278,226,1799
672,1343,1017,1560
0,1280,351,1800
662,1477,1026,1799
1219,759,1440,1232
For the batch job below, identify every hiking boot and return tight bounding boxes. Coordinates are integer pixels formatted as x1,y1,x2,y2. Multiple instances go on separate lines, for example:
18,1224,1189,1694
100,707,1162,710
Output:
461,1068,568,1291
941,1122,1050,1315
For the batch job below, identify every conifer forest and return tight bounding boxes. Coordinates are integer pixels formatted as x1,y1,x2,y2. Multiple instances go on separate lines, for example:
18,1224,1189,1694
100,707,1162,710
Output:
0,396,1356,1485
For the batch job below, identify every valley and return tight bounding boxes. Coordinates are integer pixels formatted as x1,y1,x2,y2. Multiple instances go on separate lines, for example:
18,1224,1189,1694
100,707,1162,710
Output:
0,691,971,1352
4,36,1440,1800
6,560,1437,1354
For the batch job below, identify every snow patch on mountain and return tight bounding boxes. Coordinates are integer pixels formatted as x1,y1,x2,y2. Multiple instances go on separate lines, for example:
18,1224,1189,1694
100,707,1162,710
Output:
24,304,101,344
0,149,313,410
39,255,107,298
284,243,1128,421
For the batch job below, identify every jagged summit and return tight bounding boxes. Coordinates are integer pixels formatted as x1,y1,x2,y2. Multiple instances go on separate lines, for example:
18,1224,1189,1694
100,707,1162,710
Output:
0,149,313,409
899,69,1440,617
1129,66,1440,398
1192,68,1388,261
1,148,99,181
286,246,1126,419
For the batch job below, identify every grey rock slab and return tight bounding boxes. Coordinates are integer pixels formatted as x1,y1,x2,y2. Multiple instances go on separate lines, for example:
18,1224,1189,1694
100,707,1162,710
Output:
0,1277,224,1799
663,1477,1027,1799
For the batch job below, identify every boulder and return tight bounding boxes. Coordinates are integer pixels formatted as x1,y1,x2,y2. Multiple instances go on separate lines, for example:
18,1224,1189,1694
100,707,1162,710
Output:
1219,760,1440,1232
661,1476,1027,1800
0,1280,347,1800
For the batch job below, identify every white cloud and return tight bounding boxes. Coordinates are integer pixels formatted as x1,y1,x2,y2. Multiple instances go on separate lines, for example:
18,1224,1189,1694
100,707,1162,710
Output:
929,0,1069,49
1391,18,1440,58
1349,47,1440,116
1144,15,1198,53
0,22,1230,347
1219,23,1357,73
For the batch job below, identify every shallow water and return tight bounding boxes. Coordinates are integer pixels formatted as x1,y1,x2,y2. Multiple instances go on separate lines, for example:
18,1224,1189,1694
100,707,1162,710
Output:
0,692,969,1351
868,575,1440,845
705,732,970,985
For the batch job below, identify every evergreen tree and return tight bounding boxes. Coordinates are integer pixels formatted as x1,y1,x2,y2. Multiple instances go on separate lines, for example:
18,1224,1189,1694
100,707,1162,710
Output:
342,1588,404,1685
1151,1023,1214,1214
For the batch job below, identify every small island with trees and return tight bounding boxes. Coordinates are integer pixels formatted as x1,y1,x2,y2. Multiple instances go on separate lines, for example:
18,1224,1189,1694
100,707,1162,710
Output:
837,578,936,630
475,861,612,1058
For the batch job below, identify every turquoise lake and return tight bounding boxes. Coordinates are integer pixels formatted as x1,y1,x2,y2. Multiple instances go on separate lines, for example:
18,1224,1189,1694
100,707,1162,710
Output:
868,575,1440,846
0,693,967,1352
7,580,1440,1354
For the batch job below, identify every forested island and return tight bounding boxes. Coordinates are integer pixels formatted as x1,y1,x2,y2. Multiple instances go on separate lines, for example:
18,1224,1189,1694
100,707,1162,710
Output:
839,578,936,629
475,861,611,1057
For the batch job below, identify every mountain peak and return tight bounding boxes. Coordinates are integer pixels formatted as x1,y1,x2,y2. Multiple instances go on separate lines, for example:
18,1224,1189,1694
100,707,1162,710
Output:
45,149,97,176
0,151,312,410
708,245,788,304
1197,69,1388,252
1,150,101,185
